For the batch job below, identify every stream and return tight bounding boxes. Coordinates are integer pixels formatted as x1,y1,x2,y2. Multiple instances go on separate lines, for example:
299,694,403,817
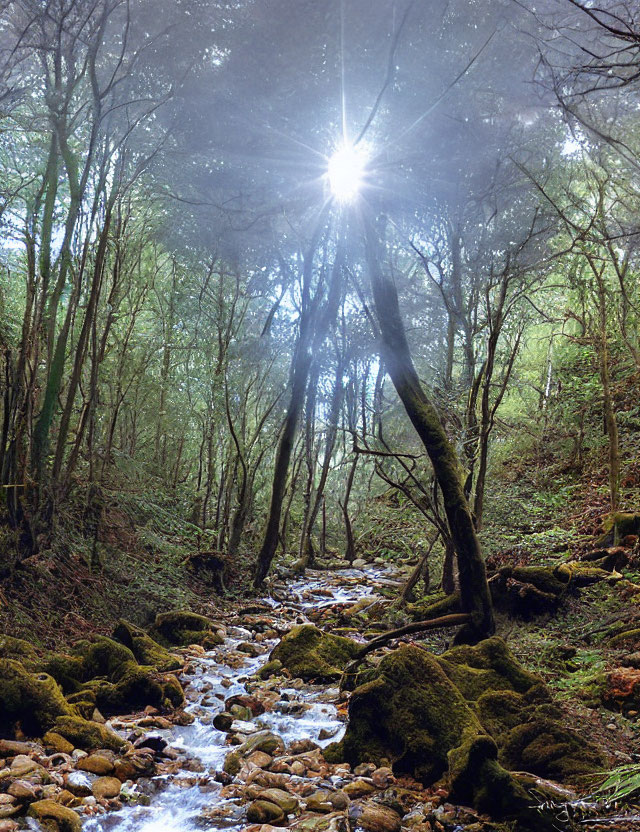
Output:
80,568,388,832
37,565,639,832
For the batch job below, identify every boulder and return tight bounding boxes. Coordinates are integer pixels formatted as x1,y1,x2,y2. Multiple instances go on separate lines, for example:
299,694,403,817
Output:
112,620,182,671
268,624,360,681
257,788,299,813
325,639,603,828
0,659,73,736
152,610,224,648
42,731,75,754
238,730,284,757
53,716,126,751
77,753,115,775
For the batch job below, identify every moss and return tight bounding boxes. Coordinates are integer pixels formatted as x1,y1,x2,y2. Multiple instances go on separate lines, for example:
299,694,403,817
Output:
112,619,182,671
53,715,126,751
162,673,185,708
223,751,241,776
152,610,222,647
499,717,605,781
81,636,137,679
437,637,544,700
331,636,604,829
406,592,460,622
0,658,74,736
0,634,40,668
257,659,283,679
330,644,549,828
28,799,82,832
597,512,640,546
608,628,640,647
268,624,360,681
39,653,85,694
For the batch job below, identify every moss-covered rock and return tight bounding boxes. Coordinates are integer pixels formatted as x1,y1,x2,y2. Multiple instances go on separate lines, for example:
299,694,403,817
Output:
53,715,126,751
0,658,74,736
268,624,361,681
28,799,82,832
326,638,604,827
324,645,535,825
152,610,224,648
0,635,40,668
80,664,184,715
81,636,137,680
39,653,85,694
438,637,545,700
438,638,605,780
112,620,182,671
499,716,604,781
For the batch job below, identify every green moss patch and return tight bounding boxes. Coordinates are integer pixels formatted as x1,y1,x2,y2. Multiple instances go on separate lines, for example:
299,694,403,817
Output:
268,624,360,681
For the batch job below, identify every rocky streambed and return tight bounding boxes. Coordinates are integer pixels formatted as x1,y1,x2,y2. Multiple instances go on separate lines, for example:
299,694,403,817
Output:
1,566,639,832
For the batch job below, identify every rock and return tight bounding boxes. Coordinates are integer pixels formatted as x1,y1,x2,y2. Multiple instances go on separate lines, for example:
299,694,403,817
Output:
372,767,394,788
112,620,182,672
28,799,82,832
152,610,224,648
239,731,285,757
0,808,19,821
238,642,263,657
113,751,155,781
53,716,126,751
348,802,402,832
10,754,38,776
226,694,266,716
65,770,95,797
77,753,115,775
268,625,360,681
0,740,37,756
352,559,367,568
214,712,235,733
8,779,39,801
601,667,640,714
324,640,579,829
247,751,272,768
343,779,376,797
223,751,242,776
0,659,73,736
246,799,285,824
91,776,122,799
305,790,349,812
43,732,75,754
257,788,299,813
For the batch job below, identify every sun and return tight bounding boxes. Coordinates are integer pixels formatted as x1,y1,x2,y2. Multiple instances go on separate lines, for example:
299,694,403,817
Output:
327,142,367,202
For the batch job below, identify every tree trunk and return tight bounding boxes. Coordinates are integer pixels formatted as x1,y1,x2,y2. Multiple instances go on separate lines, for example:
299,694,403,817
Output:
365,219,494,644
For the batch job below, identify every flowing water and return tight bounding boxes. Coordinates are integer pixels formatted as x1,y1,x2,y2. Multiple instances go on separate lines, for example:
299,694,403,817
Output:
80,567,387,832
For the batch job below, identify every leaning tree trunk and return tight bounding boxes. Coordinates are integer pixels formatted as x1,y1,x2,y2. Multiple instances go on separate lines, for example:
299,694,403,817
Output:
253,345,312,586
365,220,494,644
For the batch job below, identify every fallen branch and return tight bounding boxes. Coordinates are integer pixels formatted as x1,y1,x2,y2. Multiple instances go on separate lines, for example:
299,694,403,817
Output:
340,612,471,690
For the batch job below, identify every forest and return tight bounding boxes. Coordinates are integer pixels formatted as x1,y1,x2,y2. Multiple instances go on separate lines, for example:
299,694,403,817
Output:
1,0,640,830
